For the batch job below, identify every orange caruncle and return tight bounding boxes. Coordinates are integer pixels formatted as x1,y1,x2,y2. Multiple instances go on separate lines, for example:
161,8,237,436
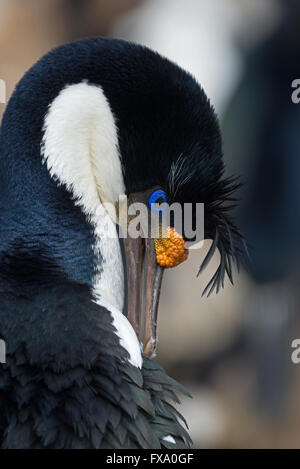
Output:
154,227,189,268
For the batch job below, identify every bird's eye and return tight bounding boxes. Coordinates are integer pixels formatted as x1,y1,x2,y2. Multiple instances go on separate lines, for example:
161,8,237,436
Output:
148,190,167,213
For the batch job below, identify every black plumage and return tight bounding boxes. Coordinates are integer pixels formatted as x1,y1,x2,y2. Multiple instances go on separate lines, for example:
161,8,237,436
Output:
0,282,191,448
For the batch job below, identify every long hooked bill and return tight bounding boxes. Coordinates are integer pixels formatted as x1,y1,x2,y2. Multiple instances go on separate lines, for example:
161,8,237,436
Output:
122,189,164,357
121,188,188,357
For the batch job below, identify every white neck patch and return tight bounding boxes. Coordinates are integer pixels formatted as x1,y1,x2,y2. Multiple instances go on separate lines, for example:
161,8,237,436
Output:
41,81,142,368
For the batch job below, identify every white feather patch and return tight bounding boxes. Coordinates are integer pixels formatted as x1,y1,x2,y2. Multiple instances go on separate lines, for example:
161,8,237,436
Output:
99,299,143,369
41,81,142,368
163,435,176,444
42,81,124,210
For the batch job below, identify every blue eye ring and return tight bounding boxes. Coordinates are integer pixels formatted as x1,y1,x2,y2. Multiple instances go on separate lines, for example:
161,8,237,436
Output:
148,189,167,213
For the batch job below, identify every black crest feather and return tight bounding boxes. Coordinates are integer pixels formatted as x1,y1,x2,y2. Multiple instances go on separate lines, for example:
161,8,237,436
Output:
199,175,248,296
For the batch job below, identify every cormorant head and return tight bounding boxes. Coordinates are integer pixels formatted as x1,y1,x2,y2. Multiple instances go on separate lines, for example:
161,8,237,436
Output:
0,38,244,358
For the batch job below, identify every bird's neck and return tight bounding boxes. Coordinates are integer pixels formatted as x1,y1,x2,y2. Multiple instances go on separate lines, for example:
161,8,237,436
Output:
92,208,142,369
92,206,124,313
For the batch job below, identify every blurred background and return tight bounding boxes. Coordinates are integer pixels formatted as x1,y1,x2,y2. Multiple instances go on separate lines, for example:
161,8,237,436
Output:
1,0,300,448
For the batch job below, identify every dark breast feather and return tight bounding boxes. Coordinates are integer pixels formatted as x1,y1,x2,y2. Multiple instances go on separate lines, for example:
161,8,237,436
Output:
0,281,191,449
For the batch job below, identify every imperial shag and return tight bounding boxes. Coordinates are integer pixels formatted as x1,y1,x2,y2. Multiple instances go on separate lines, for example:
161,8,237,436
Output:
0,38,244,449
